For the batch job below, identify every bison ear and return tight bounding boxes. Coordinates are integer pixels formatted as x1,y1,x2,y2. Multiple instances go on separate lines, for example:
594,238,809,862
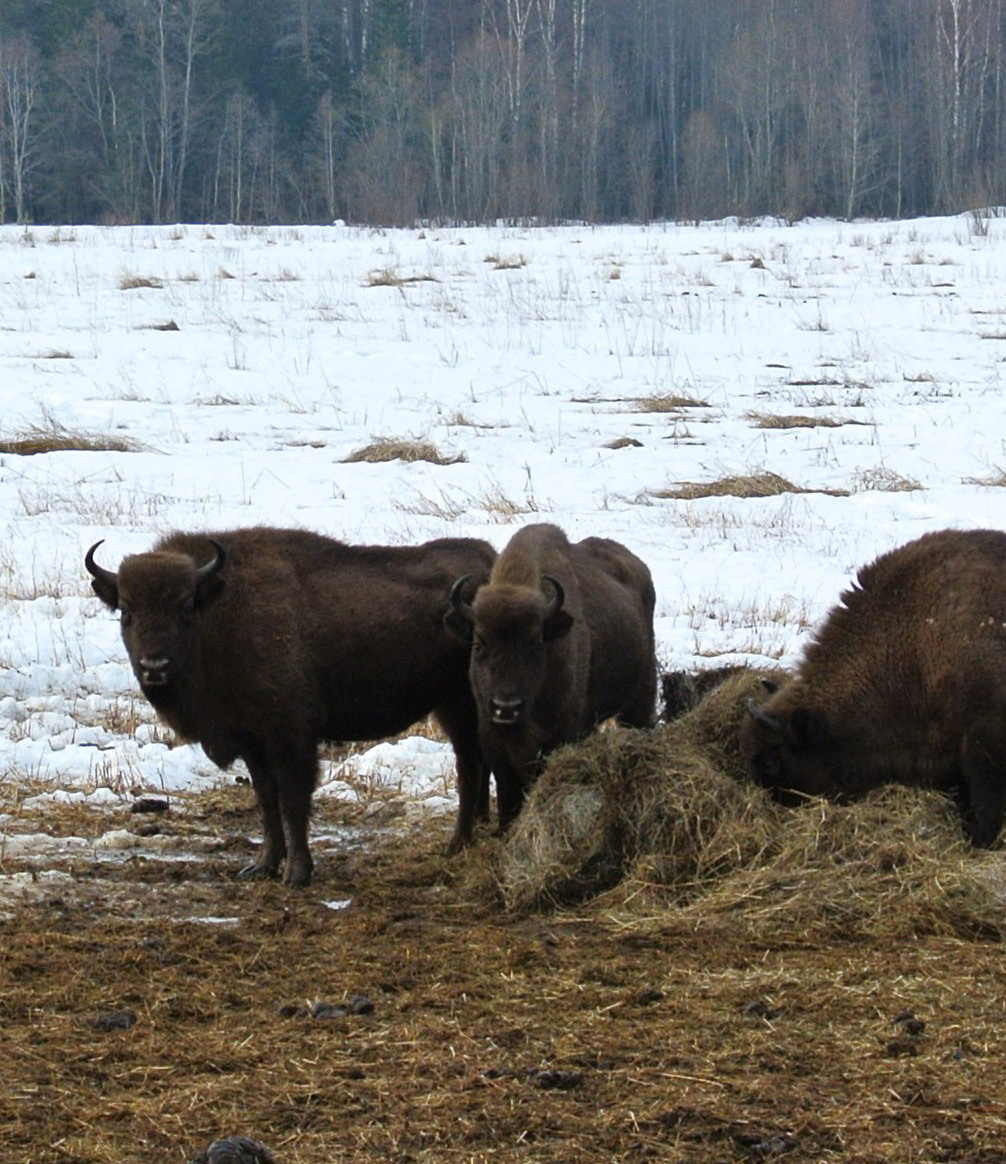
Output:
194,575,224,607
543,609,574,642
786,706,828,750
89,575,119,610
193,539,226,608
444,608,473,643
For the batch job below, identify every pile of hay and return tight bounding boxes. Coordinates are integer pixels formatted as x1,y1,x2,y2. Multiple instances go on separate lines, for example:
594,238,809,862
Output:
495,669,1006,940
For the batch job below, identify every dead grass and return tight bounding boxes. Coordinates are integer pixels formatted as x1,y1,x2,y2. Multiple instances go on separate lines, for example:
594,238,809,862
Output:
652,471,849,500
963,467,1006,487
634,393,709,412
119,274,164,290
341,438,466,466
365,267,438,287
745,412,866,429
854,466,924,492
0,422,144,456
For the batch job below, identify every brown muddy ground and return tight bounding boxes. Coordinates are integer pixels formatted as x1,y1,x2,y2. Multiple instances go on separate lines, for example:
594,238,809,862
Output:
1,782,1005,1164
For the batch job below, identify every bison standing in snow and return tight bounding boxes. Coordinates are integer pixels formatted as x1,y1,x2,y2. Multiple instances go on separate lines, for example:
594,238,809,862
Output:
742,528,1006,846
86,527,496,885
446,522,657,828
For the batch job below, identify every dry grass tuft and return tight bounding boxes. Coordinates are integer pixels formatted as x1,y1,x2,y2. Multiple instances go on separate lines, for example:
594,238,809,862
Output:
746,412,865,430
365,267,438,287
485,254,527,270
634,393,709,412
0,422,144,456
963,467,1006,487
854,466,923,492
341,438,466,466
652,471,849,500
119,274,164,290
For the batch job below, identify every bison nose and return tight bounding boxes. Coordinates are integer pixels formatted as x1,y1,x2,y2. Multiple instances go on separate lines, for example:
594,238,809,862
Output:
489,696,525,725
138,655,170,686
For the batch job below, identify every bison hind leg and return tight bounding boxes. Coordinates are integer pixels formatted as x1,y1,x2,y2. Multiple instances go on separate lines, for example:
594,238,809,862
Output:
435,702,490,855
960,721,1006,848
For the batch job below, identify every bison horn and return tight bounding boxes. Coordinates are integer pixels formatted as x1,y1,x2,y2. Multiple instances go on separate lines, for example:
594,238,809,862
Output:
450,574,475,619
84,540,118,588
196,538,227,582
746,698,782,733
541,573,565,616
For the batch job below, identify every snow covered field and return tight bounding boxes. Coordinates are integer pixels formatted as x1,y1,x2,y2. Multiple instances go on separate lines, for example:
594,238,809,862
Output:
2,211,1005,831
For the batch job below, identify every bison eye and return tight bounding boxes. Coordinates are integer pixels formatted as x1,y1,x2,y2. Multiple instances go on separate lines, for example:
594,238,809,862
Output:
179,600,196,623
120,608,133,627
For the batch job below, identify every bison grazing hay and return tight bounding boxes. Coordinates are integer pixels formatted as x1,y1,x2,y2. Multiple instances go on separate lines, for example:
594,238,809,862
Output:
496,669,1006,941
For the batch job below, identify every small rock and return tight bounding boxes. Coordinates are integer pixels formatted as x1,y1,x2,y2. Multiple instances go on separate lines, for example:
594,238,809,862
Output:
89,1009,137,1032
276,1003,310,1019
310,1000,347,1020
893,1010,926,1036
525,1068,584,1090
131,797,170,814
348,994,374,1015
752,1133,798,1157
744,999,779,1020
187,1136,276,1164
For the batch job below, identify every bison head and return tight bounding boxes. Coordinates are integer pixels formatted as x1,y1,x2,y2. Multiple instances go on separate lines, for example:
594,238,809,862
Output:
448,572,573,727
741,681,841,799
85,539,226,696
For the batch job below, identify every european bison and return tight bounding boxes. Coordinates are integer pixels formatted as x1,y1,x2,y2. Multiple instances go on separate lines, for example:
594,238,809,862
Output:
446,522,657,827
85,527,496,885
742,528,1006,846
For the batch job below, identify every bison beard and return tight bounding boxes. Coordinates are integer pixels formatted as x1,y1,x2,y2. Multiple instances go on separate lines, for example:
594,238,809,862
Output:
446,522,658,828
86,527,496,886
742,527,1006,848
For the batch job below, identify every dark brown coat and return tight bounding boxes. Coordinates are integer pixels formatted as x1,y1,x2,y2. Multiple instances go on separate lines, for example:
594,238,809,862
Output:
447,523,657,827
742,528,1006,846
86,527,495,885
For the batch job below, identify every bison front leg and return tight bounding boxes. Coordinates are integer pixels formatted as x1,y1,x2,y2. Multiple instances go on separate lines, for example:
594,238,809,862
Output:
239,750,287,880
960,722,1006,848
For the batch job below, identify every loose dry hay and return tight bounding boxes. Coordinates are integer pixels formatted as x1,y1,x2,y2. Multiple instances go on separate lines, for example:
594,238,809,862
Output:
341,437,466,465
494,669,1006,943
652,471,850,500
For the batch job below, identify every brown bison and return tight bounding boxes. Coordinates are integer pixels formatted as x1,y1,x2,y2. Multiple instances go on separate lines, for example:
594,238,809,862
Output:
742,528,1006,846
85,527,496,886
446,522,657,827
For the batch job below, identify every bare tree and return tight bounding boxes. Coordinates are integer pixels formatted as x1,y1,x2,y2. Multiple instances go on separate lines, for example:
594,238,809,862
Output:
0,36,40,223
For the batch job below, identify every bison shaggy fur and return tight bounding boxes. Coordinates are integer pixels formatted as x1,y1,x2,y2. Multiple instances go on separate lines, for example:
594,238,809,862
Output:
446,522,657,827
742,528,1006,847
86,527,495,885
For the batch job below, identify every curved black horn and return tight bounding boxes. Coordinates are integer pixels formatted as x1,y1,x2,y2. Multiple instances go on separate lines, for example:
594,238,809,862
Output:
450,574,475,619
195,538,227,582
84,540,118,587
541,573,565,616
746,698,782,733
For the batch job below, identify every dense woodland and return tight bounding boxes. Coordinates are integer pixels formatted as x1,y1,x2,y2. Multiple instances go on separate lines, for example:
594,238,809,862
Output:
2,0,1006,226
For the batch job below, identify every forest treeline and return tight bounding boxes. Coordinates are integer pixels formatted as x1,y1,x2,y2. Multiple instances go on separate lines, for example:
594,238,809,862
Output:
1,0,1005,226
